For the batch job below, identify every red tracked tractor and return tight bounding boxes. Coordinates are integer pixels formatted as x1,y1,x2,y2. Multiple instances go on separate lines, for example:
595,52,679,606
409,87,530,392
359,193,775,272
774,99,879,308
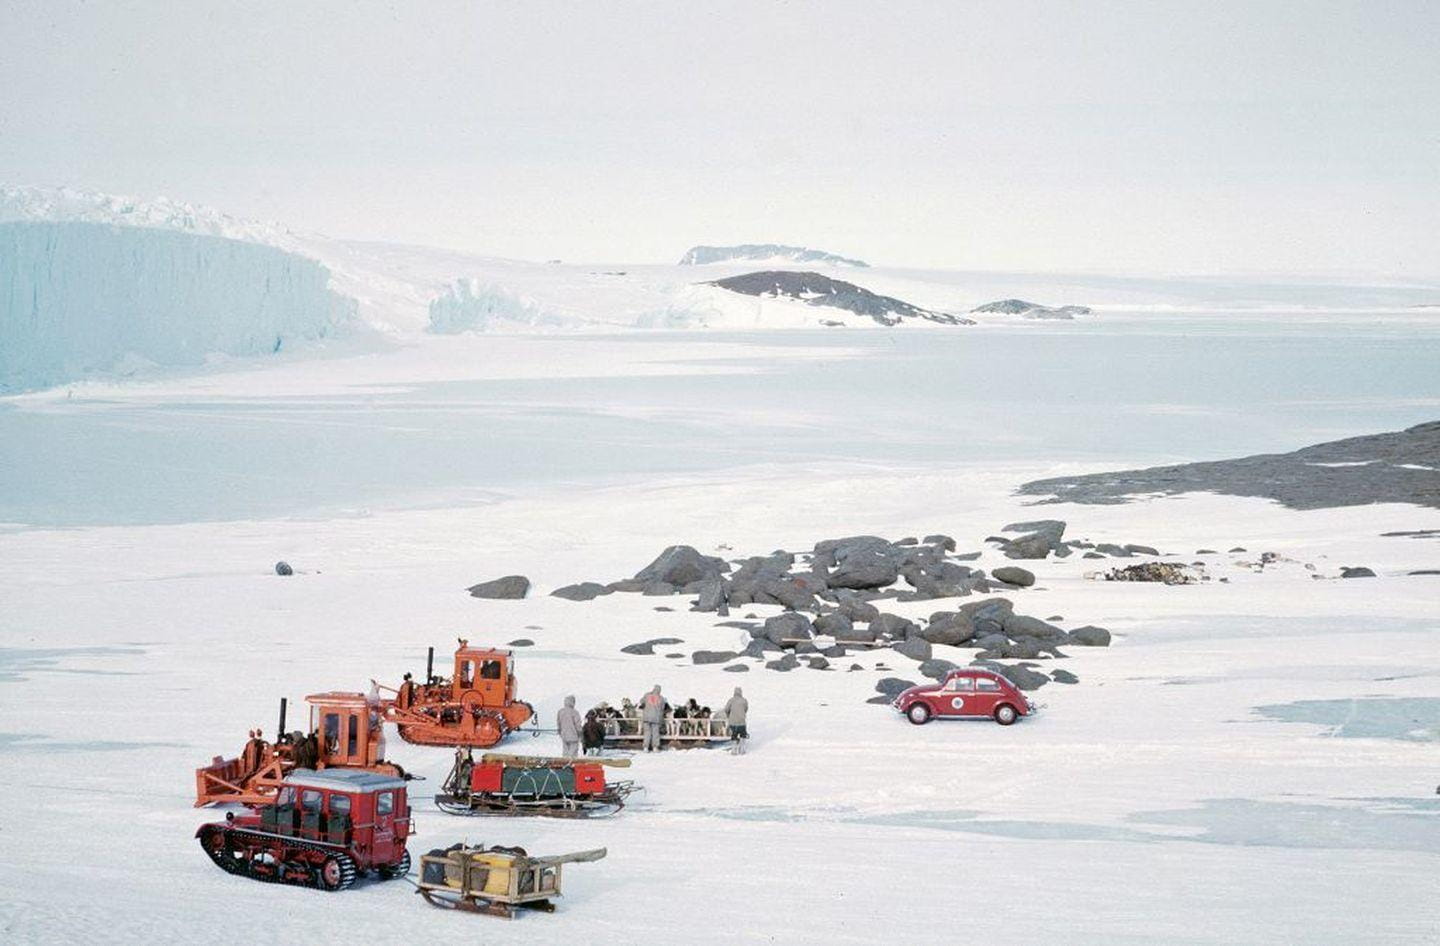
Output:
374,641,535,749
195,692,412,807
197,768,413,891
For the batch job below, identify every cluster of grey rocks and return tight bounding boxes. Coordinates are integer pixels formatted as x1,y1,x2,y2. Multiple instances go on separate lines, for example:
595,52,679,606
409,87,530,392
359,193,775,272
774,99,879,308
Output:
550,532,1112,693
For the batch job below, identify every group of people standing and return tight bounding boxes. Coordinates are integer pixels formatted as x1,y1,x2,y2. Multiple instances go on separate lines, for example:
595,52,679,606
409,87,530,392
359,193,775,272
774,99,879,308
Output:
555,686,750,755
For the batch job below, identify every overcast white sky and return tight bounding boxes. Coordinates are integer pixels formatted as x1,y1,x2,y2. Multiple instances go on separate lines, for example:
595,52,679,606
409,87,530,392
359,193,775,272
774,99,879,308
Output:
2,1,1437,275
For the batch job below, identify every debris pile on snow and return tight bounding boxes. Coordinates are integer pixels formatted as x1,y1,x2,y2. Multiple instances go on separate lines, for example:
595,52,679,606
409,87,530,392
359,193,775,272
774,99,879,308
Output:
1101,562,1198,585
706,271,974,326
679,244,868,267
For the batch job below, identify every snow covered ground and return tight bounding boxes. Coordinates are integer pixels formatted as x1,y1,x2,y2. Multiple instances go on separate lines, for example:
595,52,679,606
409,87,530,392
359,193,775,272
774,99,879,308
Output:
1,465,1438,944
1,187,1438,943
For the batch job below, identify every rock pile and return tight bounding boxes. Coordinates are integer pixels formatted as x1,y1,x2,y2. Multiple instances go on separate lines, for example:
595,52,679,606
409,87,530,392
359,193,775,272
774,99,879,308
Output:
563,535,1117,692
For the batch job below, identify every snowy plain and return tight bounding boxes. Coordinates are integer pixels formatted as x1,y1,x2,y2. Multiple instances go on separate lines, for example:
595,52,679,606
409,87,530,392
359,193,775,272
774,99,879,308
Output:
1,190,1439,943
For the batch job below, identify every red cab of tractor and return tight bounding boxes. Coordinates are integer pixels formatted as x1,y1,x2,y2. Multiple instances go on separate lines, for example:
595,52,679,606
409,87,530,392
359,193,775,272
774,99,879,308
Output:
194,693,411,807
197,768,413,891
893,668,1036,726
374,641,535,749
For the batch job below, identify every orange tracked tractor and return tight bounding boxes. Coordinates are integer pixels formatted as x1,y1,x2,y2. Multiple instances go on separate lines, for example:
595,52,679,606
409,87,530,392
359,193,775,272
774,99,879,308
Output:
375,641,535,749
195,693,412,807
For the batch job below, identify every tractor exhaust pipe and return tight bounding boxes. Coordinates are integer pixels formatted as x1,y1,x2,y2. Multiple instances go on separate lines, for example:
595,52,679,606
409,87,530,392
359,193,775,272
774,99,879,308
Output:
426,646,435,685
277,697,288,740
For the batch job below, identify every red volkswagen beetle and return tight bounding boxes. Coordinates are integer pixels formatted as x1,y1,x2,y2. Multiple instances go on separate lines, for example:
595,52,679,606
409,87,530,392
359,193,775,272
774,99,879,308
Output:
893,668,1036,726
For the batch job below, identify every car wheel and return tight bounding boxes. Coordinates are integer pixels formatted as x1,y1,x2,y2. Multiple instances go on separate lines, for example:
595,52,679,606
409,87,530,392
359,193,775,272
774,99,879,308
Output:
907,703,932,725
994,704,1018,726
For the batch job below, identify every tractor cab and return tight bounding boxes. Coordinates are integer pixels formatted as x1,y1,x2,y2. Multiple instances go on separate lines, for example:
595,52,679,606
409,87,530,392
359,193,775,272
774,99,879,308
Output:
449,642,517,709
307,692,388,768
259,769,412,860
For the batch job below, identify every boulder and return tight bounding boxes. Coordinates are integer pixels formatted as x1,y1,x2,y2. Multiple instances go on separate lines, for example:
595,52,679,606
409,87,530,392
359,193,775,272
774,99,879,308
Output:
874,677,918,697
972,633,1009,652
756,577,818,611
507,638,534,647
806,656,831,670
641,581,677,596
835,594,882,624
835,622,878,644
467,575,531,599
1067,625,1112,646
917,612,975,645
1124,544,1160,556
692,650,737,665
829,549,900,589
742,638,782,659
274,561,293,576
691,579,728,613
762,612,814,646
606,579,647,593
765,653,800,672
991,664,1048,691
991,566,1035,588
918,658,959,681
892,637,933,661
821,644,848,658
551,581,610,601
1340,566,1376,578
813,612,854,638
1082,552,1105,559
1095,543,1131,557
635,545,729,586
794,640,820,655
723,664,750,672
1002,614,1067,641
1003,533,1053,559
870,613,917,640
1004,519,1066,542
1051,669,1079,684
924,534,957,551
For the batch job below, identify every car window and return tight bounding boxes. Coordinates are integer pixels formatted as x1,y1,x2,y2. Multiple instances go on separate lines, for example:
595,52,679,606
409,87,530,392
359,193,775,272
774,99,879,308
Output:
301,789,322,812
947,677,974,692
975,677,1001,692
277,786,296,807
329,793,351,817
377,790,394,816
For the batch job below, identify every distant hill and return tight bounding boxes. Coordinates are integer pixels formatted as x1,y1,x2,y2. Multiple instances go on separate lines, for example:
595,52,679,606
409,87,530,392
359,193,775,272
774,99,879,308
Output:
708,271,973,327
971,298,1092,319
680,244,868,267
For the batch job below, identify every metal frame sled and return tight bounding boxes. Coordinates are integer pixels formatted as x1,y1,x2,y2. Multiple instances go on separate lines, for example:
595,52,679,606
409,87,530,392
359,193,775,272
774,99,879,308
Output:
435,750,638,818
416,844,606,918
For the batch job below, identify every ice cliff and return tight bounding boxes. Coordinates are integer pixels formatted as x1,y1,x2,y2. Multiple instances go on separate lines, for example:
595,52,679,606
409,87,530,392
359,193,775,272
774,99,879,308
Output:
0,221,353,392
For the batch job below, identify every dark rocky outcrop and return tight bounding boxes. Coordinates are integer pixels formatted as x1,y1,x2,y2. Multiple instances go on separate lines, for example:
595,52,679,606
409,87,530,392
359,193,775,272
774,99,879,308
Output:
635,546,728,586
707,271,974,327
1019,421,1440,510
551,581,611,601
467,575,530,599
971,299,1091,318
1067,625,1112,647
992,566,1036,587
274,561,293,576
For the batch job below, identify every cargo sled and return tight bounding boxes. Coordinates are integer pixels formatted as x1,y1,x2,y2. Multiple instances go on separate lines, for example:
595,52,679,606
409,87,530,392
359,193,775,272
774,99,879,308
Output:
417,843,606,918
435,749,637,818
